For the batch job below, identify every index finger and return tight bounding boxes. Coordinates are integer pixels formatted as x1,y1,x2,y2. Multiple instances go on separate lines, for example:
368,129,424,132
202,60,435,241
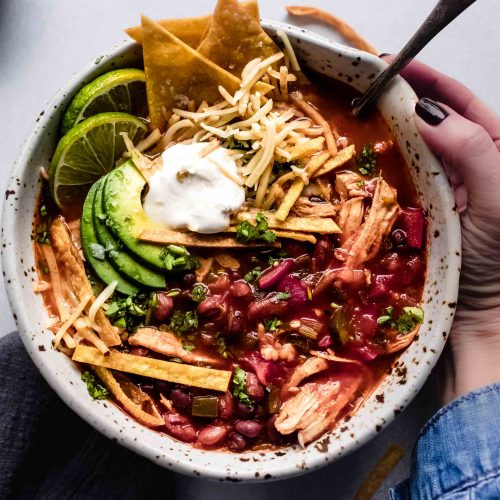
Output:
381,55,500,145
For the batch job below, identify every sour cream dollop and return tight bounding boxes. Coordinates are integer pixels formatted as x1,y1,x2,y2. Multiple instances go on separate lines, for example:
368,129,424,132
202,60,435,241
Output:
143,143,245,234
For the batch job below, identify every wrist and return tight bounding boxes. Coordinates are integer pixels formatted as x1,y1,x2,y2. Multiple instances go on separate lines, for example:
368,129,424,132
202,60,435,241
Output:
440,316,500,405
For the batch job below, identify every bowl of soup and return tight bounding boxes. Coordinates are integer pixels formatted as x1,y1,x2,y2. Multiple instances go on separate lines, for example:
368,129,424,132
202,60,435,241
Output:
1,3,460,482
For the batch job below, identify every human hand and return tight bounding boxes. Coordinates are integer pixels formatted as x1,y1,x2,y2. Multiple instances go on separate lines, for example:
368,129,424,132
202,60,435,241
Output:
381,56,500,404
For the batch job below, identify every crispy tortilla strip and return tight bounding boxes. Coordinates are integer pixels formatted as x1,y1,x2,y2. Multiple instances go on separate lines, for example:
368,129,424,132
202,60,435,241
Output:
49,218,121,347
312,145,356,178
93,366,164,428
275,152,330,221
73,345,232,392
141,15,241,131
286,6,377,55
140,228,274,248
226,226,317,243
197,0,279,77
125,1,259,47
289,137,325,160
234,209,341,233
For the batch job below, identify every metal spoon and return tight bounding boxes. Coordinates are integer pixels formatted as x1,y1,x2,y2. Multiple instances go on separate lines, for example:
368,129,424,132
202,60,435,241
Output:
352,0,478,117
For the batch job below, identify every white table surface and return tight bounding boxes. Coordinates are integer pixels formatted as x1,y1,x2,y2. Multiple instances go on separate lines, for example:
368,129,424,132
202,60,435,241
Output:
1,1,498,498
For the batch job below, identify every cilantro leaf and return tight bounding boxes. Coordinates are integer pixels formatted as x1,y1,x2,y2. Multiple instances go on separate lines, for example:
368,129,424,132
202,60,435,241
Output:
232,367,254,407
81,371,110,400
395,307,424,333
169,310,198,335
244,266,262,283
191,283,208,303
182,342,195,353
235,213,276,244
275,291,291,301
356,144,377,176
215,333,232,359
263,317,282,332
160,244,199,271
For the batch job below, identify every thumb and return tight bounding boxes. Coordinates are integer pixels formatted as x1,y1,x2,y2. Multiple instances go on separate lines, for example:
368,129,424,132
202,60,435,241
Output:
415,98,500,222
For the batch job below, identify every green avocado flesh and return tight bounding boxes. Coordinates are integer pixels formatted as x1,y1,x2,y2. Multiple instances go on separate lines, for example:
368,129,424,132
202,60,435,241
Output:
93,178,166,288
102,160,169,269
80,182,139,295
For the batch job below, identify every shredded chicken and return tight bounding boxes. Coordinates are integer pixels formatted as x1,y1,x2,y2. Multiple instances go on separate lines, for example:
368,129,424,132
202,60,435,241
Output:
258,324,297,362
275,371,363,446
309,349,361,365
291,196,337,218
337,196,364,244
315,178,333,202
373,140,393,154
49,217,121,347
384,326,420,354
343,178,399,268
130,327,195,363
283,356,329,395
335,171,367,201
313,267,370,297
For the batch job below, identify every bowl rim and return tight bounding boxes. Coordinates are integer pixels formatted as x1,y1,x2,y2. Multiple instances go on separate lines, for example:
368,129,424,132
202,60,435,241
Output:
1,19,460,482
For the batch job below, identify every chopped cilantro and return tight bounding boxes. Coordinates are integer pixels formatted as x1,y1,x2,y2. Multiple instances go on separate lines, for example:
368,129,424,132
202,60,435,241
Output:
160,245,199,271
263,317,282,332
81,371,110,400
105,294,149,331
275,291,291,301
232,367,253,407
191,283,208,303
376,305,423,333
244,266,262,283
225,137,252,151
267,249,288,266
39,205,48,216
356,180,365,188
235,212,276,244
356,144,377,176
215,333,231,359
169,310,198,335
182,342,195,353
33,223,50,245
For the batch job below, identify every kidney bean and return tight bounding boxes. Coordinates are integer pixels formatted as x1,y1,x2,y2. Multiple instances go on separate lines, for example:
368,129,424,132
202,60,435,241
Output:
227,432,247,451
245,372,264,401
208,273,231,293
170,388,192,412
197,424,229,447
163,413,196,442
227,309,244,334
182,273,196,287
235,420,263,438
247,296,288,321
130,347,149,357
218,392,235,420
236,402,255,418
257,259,294,289
266,415,282,442
155,380,170,395
153,293,174,322
391,229,407,247
230,280,251,298
197,295,227,320
242,331,259,349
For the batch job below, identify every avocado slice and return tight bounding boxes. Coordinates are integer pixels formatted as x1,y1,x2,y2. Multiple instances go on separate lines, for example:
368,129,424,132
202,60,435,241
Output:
102,160,170,269
93,178,166,288
80,181,139,295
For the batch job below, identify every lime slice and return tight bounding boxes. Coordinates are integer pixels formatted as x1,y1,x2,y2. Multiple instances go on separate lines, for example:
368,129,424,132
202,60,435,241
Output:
50,112,149,209
60,68,146,135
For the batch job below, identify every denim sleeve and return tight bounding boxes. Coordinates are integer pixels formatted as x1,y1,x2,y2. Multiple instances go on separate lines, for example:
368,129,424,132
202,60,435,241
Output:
390,382,500,499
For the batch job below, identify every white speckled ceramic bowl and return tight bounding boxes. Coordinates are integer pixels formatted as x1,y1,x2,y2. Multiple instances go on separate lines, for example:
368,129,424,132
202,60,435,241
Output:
1,20,460,482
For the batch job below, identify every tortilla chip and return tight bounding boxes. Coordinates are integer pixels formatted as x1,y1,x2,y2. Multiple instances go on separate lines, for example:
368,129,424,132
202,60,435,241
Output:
73,345,232,392
234,209,341,233
127,14,211,48
196,0,279,77
141,15,242,131
125,1,259,47
275,178,305,222
312,145,356,177
226,225,317,243
140,228,275,248
94,366,164,428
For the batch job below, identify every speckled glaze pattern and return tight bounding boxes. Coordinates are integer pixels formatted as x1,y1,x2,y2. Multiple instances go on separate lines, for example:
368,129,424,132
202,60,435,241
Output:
1,20,461,482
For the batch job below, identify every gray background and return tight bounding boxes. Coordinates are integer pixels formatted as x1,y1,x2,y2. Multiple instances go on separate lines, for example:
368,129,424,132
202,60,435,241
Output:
0,0,498,498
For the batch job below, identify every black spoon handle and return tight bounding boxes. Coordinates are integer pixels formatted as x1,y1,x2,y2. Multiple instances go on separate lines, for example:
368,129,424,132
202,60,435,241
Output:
352,0,478,117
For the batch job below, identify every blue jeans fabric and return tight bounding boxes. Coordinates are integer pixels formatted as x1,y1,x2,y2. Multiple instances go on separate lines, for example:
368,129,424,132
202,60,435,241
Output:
391,383,500,499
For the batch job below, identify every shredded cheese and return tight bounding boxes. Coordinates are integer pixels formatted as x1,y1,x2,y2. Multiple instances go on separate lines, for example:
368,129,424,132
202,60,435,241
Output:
53,293,92,349
89,280,118,324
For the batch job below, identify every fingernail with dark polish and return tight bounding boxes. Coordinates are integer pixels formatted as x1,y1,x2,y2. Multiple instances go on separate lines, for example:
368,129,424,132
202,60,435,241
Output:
415,98,449,125
378,53,390,58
